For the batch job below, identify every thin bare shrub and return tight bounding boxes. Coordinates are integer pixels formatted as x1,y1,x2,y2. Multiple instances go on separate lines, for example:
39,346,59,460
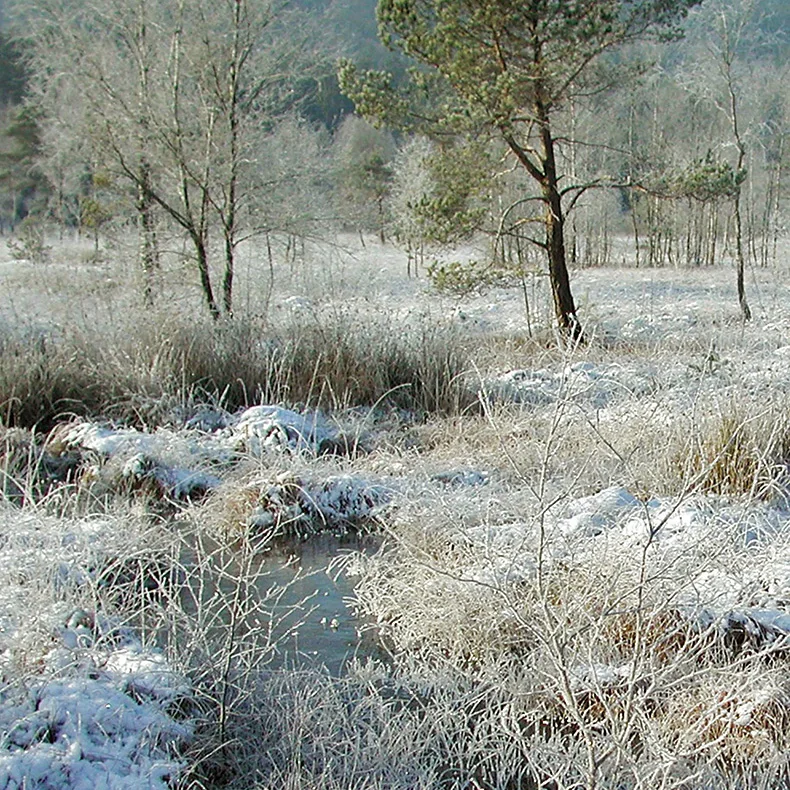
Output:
337,393,790,790
151,526,317,786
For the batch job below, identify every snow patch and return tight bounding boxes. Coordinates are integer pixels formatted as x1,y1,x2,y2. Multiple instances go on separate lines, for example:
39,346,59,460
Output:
224,405,337,455
0,506,191,789
241,472,391,539
484,362,657,408
53,404,350,501
459,486,790,649
0,657,190,790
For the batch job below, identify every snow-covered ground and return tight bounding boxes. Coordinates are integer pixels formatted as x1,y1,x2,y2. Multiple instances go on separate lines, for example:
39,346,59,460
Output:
0,507,191,789
5,235,790,786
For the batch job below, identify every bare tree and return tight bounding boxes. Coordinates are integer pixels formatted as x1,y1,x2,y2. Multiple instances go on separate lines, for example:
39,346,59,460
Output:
703,0,758,320
16,0,326,316
674,0,775,318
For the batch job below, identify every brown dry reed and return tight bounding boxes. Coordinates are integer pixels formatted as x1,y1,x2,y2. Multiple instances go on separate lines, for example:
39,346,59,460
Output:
677,409,790,500
0,310,475,430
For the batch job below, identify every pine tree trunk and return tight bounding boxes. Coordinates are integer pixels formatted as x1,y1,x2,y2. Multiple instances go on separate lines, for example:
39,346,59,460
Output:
504,101,582,342
538,116,583,342
734,194,751,321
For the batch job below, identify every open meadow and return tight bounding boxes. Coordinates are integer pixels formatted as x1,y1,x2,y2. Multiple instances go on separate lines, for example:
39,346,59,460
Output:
2,233,790,789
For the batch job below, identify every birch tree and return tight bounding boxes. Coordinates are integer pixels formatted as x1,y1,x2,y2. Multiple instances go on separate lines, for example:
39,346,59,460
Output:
709,0,756,320
16,0,321,316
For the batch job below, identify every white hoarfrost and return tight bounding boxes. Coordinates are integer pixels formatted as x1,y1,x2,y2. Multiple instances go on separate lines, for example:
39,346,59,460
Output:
244,472,391,537
460,485,790,648
224,405,337,455
0,505,191,790
484,361,662,409
56,404,349,501
0,650,190,790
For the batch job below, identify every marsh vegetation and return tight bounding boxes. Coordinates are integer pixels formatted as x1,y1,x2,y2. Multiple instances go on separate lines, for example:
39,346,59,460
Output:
2,0,790,787
1,233,790,788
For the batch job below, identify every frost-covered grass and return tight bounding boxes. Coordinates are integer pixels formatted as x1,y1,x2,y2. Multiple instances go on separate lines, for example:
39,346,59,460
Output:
342,482,790,787
0,301,474,431
4,235,790,787
0,504,192,789
0,477,339,789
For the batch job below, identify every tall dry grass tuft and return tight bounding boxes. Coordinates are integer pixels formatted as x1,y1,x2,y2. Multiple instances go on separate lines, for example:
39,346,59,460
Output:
269,316,475,414
673,407,790,500
0,310,475,430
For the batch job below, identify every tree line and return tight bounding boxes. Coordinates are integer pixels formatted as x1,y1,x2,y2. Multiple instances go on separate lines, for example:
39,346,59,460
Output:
0,0,788,334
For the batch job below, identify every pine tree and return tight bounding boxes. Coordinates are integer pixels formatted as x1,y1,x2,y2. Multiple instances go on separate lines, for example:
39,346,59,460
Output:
340,0,702,340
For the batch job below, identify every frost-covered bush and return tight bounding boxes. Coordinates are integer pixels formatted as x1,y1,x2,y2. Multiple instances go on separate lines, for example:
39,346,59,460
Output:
207,470,391,542
7,220,51,265
346,484,790,788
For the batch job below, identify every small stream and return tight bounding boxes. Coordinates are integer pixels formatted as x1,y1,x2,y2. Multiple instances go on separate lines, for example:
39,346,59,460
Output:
264,534,384,675
179,531,384,677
